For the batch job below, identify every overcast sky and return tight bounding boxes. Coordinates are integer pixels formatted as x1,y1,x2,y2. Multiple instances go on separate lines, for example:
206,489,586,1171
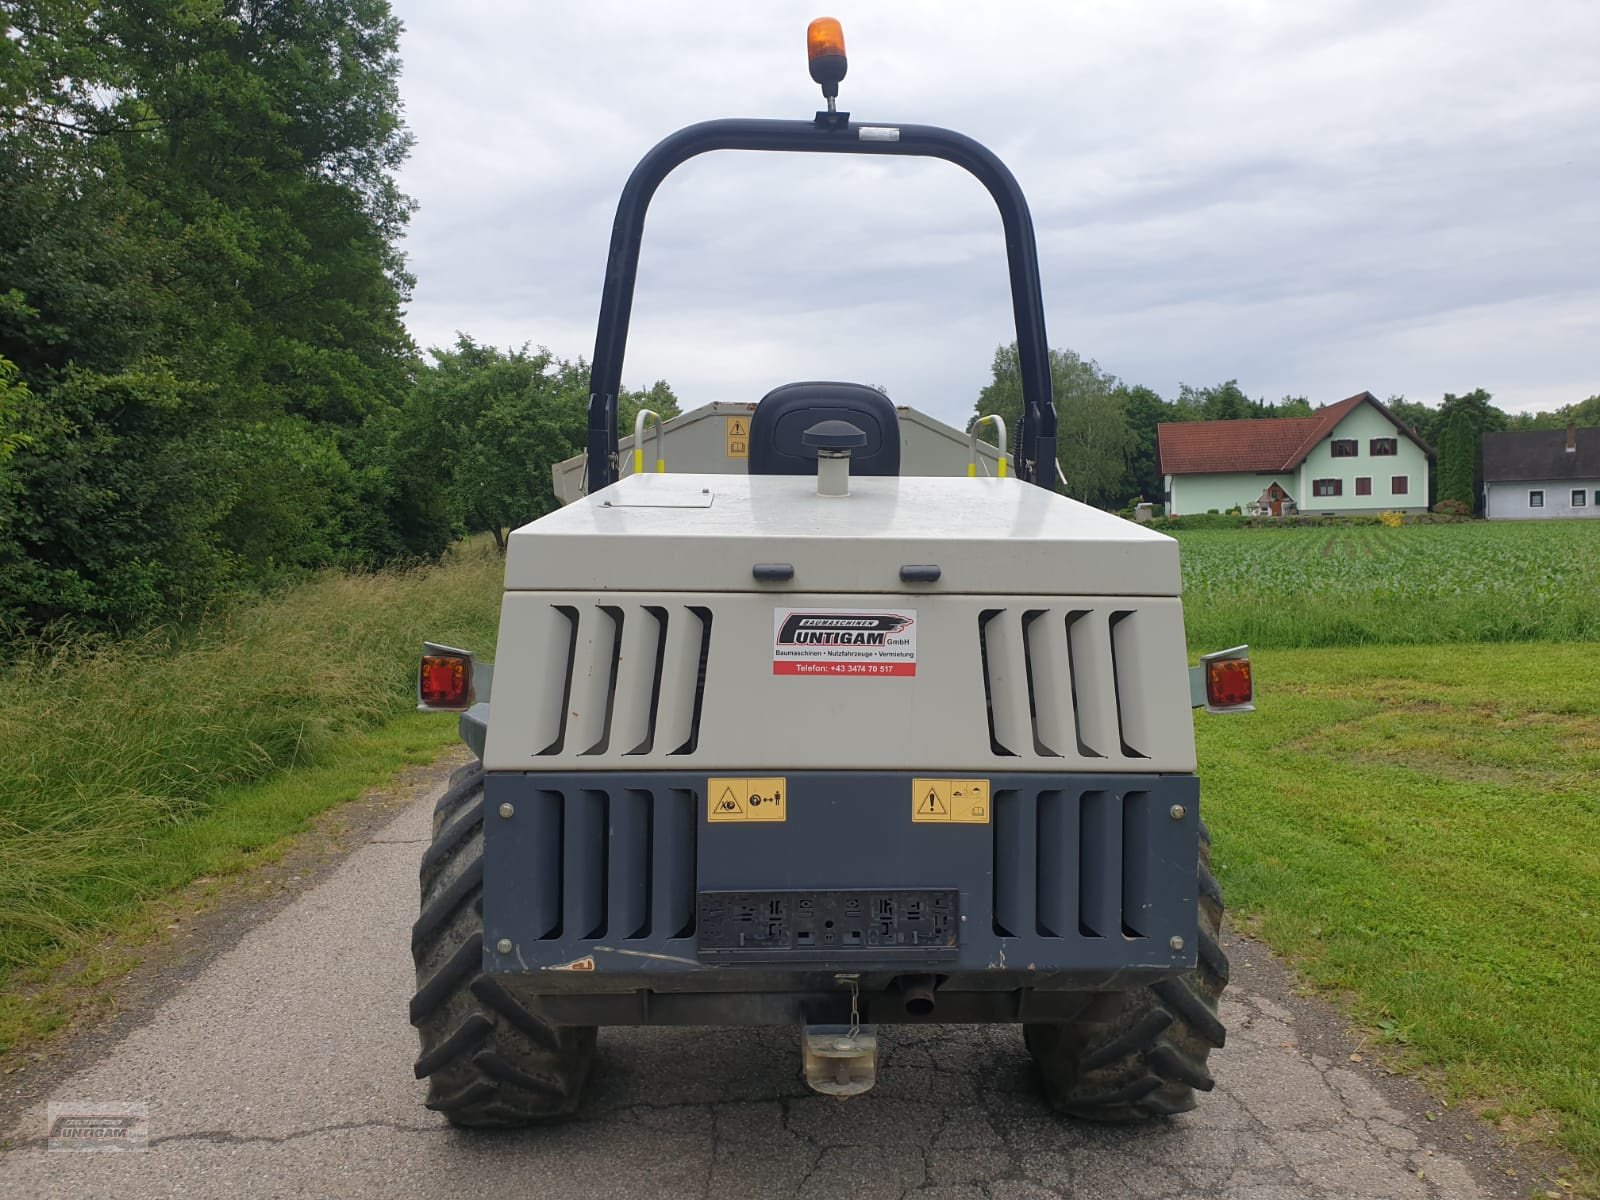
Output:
388,0,1599,426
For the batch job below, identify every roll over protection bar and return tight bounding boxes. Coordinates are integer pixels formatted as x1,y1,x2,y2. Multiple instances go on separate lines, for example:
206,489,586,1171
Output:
584,116,1059,493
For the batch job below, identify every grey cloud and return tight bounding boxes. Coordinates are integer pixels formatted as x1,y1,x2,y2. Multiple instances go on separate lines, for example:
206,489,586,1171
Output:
391,0,1600,421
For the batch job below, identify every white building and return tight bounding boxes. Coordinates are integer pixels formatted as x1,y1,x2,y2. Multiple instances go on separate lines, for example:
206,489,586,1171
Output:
1482,426,1600,519
1158,392,1432,517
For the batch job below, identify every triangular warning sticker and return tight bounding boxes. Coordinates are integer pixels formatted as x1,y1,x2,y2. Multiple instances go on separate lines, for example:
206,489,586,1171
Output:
917,789,947,815
715,787,745,815
729,418,747,436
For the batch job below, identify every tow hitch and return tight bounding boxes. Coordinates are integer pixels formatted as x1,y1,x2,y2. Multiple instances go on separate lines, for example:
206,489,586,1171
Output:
802,973,877,1097
802,1024,878,1097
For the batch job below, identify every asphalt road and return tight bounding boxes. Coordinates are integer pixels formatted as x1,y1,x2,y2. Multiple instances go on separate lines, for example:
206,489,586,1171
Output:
0,762,1530,1200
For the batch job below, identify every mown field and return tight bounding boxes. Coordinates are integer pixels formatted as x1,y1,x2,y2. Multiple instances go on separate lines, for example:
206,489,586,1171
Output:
1199,643,1600,1184
1176,521,1600,1183
1175,520,1600,648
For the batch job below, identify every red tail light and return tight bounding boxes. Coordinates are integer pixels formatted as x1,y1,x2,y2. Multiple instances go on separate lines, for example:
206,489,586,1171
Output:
1205,657,1253,709
418,645,473,710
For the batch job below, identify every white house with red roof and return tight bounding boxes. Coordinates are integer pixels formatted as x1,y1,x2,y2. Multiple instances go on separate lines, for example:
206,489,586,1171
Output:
1157,392,1432,517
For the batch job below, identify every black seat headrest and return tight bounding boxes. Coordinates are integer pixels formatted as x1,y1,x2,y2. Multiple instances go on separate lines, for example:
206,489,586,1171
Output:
747,382,901,476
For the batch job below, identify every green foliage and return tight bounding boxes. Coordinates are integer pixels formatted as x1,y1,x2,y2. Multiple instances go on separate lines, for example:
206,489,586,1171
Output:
0,0,427,636
1565,394,1600,427
0,362,238,633
400,338,680,553
976,342,1133,506
618,378,682,440
1116,383,1173,504
1177,379,1251,421
1175,522,1600,650
1437,406,1477,509
1151,512,1252,531
1387,395,1441,448
1171,381,1316,422
0,355,34,463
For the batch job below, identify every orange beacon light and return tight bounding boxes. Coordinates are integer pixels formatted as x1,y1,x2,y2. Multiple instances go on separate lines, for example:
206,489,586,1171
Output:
807,17,848,103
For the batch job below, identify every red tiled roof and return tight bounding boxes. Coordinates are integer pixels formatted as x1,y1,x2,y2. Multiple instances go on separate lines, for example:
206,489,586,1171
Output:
1157,392,1425,475
1157,415,1321,475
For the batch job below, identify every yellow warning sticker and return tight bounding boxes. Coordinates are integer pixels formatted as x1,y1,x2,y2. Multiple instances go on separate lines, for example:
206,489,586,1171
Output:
726,416,750,459
912,778,990,824
707,777,786,822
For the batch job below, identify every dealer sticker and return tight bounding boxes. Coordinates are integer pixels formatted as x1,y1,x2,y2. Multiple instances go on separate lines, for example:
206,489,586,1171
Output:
772,609,917,677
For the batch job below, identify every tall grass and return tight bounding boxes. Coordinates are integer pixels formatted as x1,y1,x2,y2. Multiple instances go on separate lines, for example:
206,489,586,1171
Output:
0,542,503,991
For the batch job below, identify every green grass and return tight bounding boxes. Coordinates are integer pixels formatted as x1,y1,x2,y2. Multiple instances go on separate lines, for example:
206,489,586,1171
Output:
1175,521,1600,649
0,713,459,1053
0,541,503,1034
1201,642,1600,1180
2,512,1597,1188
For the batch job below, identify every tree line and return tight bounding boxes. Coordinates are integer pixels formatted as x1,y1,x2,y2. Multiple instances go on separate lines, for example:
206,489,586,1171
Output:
0,3,679,640
974,345,1599,513
5,4,1592,641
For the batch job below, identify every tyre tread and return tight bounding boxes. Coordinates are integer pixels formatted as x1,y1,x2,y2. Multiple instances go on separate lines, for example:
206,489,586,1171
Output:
410,774,594,1127
1026,837,1230,1122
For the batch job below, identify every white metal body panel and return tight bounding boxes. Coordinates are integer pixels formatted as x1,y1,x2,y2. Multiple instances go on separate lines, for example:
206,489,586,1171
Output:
482,591,1197,774
506,473,1181,597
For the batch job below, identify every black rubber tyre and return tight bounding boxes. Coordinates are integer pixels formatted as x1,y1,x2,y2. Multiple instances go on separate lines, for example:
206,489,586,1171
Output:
410,762,596,1127
1024,821,1229,1120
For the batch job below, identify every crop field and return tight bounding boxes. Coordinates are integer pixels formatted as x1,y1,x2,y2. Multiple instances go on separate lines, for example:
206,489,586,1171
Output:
1174,520,1600,649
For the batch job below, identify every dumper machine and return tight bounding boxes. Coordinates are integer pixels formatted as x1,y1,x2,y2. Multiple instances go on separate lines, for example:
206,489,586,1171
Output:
412,18,1253,1126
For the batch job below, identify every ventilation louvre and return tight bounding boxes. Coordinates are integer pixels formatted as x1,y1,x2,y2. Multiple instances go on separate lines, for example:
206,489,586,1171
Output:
993,786,1157,940
515,785,697,943
977,607,1150,762
536,604,713,758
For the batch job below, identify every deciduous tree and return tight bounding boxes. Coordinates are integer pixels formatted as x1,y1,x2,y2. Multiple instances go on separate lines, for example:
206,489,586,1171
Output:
975,343,1133,508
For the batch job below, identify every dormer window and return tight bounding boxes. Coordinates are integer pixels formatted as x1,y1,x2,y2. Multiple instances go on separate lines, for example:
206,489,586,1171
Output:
1330,439,1357,457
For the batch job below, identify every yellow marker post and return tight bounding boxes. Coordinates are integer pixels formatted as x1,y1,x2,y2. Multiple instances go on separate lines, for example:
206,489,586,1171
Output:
968,414,1008,479
634,408,665,476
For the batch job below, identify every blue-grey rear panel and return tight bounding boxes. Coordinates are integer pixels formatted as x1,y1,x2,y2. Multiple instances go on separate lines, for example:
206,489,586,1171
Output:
482,771,1199,985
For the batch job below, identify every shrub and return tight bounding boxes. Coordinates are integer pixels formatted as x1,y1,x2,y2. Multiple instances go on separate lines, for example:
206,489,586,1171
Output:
1150,512,1251,531
1433,499,1471,517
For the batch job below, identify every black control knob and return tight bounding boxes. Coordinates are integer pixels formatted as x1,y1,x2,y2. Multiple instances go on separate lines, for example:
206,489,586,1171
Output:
801,420,868,453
